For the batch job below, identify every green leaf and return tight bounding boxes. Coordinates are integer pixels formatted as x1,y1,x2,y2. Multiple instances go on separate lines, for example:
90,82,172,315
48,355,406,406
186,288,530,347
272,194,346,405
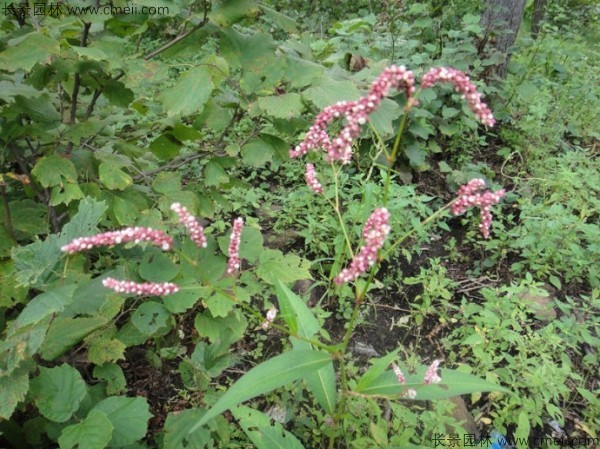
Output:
0,33,59,71
88,338,126,365
98,161,133,190
161,66,215,117
206,290,235,318
153,172,182,194
204,160,229,187
355,366,509,400
241,137,276,167
30,364,87,423
355,350,401,392
40,316,107,361
8,199,49,235
149,133,182,160
257,93,304,119
31,155,78,187
259,4,298,33
190,350,331,430
194,309,247,344
368,99,401,137
163,409,212,449
302,77,361,109
93,364,127,395
139,249,179,282
131,301,171,336
232,406,305,449
93,396,152,447
58,409,113,449
163,285,203,313
16,285,77,327
49,183,85,206
209,0,257,27
256,249,311,285
102,79,134,107
0,368,30,420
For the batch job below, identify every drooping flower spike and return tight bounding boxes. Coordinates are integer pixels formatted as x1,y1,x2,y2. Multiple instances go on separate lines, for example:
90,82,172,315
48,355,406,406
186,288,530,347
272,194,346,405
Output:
102,277,179,296
452,178,506,238
391,363,406,384
334,207,391,285
420,67,495,127
227,217,244,274
170,202,207,248
61,227,173,254
304,163,323,194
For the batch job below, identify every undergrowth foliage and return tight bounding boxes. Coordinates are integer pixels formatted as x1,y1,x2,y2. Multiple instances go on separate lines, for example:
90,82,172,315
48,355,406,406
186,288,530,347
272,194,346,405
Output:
1,0,598,447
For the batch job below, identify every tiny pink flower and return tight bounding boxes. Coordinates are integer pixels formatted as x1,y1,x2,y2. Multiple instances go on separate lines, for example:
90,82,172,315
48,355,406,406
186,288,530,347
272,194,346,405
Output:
424,359,442,384
334,207,391,284
452,178,506,238
304,163,323,194
170,202,207,248
420,67,495,127
61,227,172,254
391,363,406,384
227,217,244,274
102,277,179,296
261,306,278,330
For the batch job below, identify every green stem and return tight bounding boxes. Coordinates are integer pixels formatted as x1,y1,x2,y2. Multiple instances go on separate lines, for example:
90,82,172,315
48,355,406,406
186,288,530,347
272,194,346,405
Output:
383,106,411,205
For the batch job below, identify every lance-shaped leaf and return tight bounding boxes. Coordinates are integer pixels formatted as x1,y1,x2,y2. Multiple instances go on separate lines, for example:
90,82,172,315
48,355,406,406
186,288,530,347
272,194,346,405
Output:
276,281,336,415
189,350,331,431
232,406,305,449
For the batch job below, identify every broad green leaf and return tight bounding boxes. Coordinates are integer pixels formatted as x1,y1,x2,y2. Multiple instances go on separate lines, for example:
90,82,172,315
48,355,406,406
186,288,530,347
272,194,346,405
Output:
369,98,401,137
13,93,61,122
257,93,304,119
194,309,247,344
206,290,235,318
150,133,182,160
163,285,203,313
161,66,214,117
256,249,311,285
204,160,229,187
59,198,108,246
40,316,107,360
31,155,78,187
153,172,182,194
241,137,276,167
98,161,133,190
87,338,126,365
0,368,29,420
72,46,108,61
16,285,77,327
259,4,298,33
276,282,336,414
49,183,85,206
102,79,134,107
8,199,48,235
285,55,324,89
355,366,509,400
30,364,87,423
93,364,127,395
189,350,331,430
232,406,305,449
93,396,152,447
516,412,531,448
355,350,401,392
217,226,264,264
0,33,59,71
164,409,212,449
139,249,179,282
58,409,113,449
209,0,257,26
302,77,361,109
131,301,171,336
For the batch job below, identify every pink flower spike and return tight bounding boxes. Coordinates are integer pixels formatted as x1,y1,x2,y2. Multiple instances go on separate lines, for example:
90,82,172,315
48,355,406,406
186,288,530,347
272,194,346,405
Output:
261,306,278,330
424,359,442,384
452,178,506,238
392,363,406,384
305,163,323,194
420,67,495,127
227,217,244,274
61,227,173,254
334,207,391,284
102,277,179,296
170,203,207,248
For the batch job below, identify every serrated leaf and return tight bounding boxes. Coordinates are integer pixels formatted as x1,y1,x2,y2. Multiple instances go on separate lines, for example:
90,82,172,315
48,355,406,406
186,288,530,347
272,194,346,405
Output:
163,409,212,449
98,161,132,191
40,316,107,360
232,406,305,449
161,66,214,117
259,4,298,33
8,199,49,235
256,249,311,285
131,301,171,336
153,172,182,194
302,77,361,109
16,285,77,327
58,409,113,449
149,133,182,160
30,364,87,423
0,33,59,71
204,160,229,187
190,350,331,430
31,155,78,187
93,364,127,395
257,93,304,119
206,290,235,318
209,0,257,26
194,309,247,344
49,183,85,206
102,79,134,107
88,338,126,365
0,368,30,420
139,249,179,282
93,396,152,447
241,137,276,167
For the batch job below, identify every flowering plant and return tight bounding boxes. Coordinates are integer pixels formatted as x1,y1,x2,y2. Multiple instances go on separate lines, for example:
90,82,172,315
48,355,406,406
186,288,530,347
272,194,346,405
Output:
59,65,508,447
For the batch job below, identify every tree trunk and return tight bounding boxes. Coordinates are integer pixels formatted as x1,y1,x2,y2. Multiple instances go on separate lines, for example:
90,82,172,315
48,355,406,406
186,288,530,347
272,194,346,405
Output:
531,0,548,39
479,0,527,79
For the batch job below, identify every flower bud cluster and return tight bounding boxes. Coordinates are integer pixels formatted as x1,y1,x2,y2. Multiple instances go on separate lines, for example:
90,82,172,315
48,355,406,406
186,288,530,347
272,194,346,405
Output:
304,163,323,194
227,217,244,274
170,203,207,248
261,307,278,330
102,277,179,296
391,363,406,384
423,359,442,384
452,178,506,238
61,227,172,254
334,208,391,284
290,65,416,164
421,67,495,127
